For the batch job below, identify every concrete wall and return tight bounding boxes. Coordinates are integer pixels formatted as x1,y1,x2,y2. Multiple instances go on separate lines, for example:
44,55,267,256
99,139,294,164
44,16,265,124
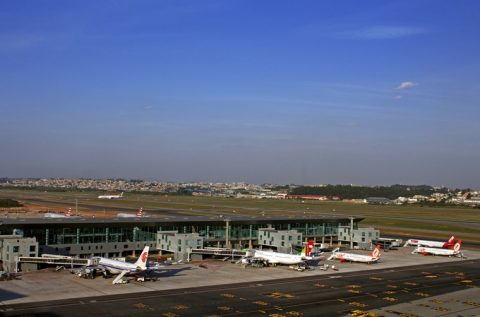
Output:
257,229,302,253
338,226,380,249
41,241,157,258
0,235,39,272
157,231,203,261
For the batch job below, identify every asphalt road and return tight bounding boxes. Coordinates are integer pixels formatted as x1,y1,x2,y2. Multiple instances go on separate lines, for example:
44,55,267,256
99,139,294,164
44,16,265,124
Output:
1,260,478,317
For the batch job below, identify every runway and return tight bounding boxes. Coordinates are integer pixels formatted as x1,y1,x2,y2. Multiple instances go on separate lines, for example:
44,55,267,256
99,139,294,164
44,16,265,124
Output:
1,259,478,317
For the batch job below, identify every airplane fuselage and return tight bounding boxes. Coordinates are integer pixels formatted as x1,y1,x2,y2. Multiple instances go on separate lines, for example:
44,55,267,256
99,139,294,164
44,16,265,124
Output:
252,250,310,265
331,252,379,263
96,258,141,274
405,239,446,248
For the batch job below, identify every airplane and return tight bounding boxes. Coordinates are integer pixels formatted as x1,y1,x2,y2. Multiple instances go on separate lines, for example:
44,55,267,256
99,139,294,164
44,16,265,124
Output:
44,208,78,218
117,207,145,218
412,240,464,257
403,235,455,248
242,241,322,266
328,245,381,264
91,246,149,284
98,192,124,199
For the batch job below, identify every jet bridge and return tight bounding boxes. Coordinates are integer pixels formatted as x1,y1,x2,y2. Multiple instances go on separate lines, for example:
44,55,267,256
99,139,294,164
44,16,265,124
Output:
17,255,91,269
188,247,247,261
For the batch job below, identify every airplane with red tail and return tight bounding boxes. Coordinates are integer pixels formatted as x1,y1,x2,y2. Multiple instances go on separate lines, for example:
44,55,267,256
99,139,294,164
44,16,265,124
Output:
412,240,464,258
403,235,455,248
328,245,381,264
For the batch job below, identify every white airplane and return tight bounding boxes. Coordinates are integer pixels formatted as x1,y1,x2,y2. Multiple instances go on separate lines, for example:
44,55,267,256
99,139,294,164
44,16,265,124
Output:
117,207,145,218
243,241,322,266
98,192,124,199
328,245,381,264
44,208,78,218
412,240,464,257
404,235,455,248
92,246,149,284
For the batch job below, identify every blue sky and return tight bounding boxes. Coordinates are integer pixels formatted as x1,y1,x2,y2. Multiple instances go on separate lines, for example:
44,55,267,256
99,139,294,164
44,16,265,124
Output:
1,1,479,188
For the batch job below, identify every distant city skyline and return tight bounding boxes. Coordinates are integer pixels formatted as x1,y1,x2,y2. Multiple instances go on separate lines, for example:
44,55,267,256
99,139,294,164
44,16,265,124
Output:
1,1,479,189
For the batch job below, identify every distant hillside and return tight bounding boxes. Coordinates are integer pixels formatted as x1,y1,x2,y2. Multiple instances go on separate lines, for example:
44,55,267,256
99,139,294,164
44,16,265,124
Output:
289,185,451,200
0,199,23,208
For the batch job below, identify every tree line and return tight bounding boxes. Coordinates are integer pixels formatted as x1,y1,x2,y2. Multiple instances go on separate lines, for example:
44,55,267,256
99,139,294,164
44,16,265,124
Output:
289,184,455,200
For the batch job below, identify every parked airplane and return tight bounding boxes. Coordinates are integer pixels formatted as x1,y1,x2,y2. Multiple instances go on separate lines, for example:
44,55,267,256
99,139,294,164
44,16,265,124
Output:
328,245,381,264
242,241,322,266
404,235,455,248
91,246,149,284
412,240,464,257
98,192,124,199
117,207,144,218
44,208,78,218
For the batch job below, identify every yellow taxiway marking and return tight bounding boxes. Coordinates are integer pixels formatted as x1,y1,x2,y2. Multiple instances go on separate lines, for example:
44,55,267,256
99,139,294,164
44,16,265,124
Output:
349,302,367,307
383,290,396,295
221,293,236,298
347,284,361,288
384,310,419,317
418,303,449,312
133,303,149,309
424,275,438,279
162,313,179,317
253,301,269,306
174,304,189,310
430,299,444,304
349,309,380,317
415,292,429,297
463,301,480,307
383,297,398,302
369,277,383,281
386,284,398,288
460,279,473,283
348,289,361,294
268,314,286,317
286,311,303,316
403,282,418,286
268,292,295,299
314,283,328,288
217,306,232,311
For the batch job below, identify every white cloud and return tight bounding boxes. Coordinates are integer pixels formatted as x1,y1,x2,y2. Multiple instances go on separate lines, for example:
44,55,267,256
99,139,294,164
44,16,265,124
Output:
394,95,402,100
397,81,418,90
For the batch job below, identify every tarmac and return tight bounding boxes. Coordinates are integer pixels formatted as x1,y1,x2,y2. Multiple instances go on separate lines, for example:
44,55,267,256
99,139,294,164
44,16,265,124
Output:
0,258,478,317
370,287,480,317
0,246,478,306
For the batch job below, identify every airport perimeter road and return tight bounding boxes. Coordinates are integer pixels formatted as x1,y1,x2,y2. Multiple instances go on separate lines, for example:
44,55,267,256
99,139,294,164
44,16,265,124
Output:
1,260,478,317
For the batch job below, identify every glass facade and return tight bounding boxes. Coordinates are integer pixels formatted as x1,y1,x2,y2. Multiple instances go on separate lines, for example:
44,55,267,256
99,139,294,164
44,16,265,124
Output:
3,217,360,248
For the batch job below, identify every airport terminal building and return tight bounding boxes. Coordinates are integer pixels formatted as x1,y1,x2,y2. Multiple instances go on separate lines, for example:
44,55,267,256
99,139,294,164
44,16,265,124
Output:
0,215,378,269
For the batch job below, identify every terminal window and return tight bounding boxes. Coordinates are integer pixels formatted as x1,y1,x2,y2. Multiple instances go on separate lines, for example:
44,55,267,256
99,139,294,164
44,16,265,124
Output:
30,245,36,252
13,246,19,253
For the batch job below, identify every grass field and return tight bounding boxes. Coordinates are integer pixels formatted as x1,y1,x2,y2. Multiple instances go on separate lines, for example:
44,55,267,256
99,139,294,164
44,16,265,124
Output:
1,188,479,243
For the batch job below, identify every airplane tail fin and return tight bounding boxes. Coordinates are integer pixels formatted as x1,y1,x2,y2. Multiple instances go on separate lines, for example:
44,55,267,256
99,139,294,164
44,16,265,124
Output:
134,246,149,270
370,245,381,258
120,192,124,197
443,235,455,248
452,240,462,252
301,241,315,256
66,208,72,217
136,207,144,217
